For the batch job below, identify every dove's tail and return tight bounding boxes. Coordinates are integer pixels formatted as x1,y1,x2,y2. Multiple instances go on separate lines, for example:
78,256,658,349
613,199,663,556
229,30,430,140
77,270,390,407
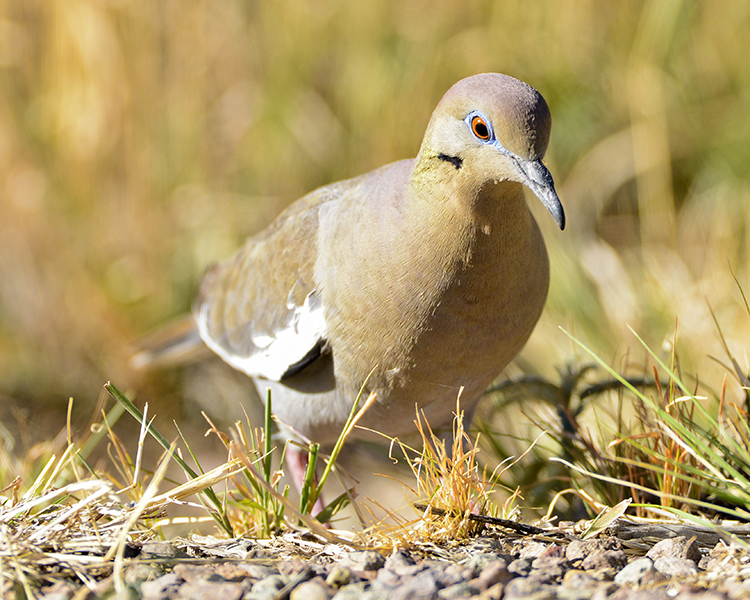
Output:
130,315,209,370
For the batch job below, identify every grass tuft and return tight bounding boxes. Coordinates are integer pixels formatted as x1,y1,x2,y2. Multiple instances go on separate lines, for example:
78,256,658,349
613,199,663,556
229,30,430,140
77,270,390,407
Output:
363,397,515,547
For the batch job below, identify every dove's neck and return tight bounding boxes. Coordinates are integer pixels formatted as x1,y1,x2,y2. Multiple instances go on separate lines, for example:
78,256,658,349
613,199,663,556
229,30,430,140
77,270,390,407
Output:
407,167,539,277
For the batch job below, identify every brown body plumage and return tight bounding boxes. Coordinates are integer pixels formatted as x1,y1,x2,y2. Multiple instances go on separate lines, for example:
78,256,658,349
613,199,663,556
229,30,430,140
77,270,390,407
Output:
193,73,565,449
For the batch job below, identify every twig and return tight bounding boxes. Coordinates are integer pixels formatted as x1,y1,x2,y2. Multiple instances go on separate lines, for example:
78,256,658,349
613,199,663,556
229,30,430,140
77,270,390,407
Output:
412,503,548,535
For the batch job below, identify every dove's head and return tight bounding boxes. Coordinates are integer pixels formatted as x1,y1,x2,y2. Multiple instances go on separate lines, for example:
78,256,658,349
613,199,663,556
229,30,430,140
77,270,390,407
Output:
419,73,565,230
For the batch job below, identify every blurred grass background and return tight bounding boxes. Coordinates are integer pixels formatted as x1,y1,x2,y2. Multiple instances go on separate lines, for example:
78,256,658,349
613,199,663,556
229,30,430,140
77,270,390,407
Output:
1,0,750,477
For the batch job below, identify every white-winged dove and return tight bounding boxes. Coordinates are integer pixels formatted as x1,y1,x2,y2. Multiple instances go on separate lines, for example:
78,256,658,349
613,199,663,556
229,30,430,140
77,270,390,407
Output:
139,73,564,492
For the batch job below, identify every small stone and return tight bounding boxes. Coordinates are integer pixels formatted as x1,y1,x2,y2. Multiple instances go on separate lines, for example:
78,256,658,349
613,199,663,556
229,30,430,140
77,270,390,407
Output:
646,536,701,563
140,573,181,599
437,581,478,598
140,540,189,559
389,569,440,600
722,578,750,599
38,582,75,600
251,574,288,595
518,540,552,559
462,553,506,574
581,549,628,579
375,567,401,587
178,582,244,600
383,549,428,578
433,562,474,587
215,563,279,581
124,563,161,584
503,575,554,599
173,563,226,584
559,570,604,600
562,569,597,589
476,560,512,590
566,538,622,563
652,556,698,577
290,579,334,600
674,587,728,599
41,591,74,600
280,559,315,578
110,585,141,600
332,581,390,600
343,550,386,571
614,557,654,586
327,565,353,588
639,567,667,587
531,555,572,580
507,557,533,576
608,586,671,600
589,582,619,600
477,582,504,600
538,544,566,558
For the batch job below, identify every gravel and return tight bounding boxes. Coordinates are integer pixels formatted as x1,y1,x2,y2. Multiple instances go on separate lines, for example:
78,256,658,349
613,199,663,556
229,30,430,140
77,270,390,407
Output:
31,523,750,599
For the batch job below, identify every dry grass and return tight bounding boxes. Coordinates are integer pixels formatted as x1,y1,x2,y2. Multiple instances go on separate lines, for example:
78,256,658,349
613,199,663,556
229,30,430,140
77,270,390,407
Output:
0,403,170,595
1,1,749,432
3,369,750,595
476,316,750,524
560,325,750,522
2,1,750,584
361,400,523,548
0,387,512,594
0,385,367,596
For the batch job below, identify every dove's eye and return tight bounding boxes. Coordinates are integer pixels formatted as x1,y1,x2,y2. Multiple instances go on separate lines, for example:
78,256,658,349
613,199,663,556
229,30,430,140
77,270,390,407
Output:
465,111,494,143
470,115,490,140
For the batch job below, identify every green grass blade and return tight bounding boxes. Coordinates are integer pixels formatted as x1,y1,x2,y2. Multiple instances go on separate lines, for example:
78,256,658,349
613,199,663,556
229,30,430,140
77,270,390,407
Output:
104,382,232,534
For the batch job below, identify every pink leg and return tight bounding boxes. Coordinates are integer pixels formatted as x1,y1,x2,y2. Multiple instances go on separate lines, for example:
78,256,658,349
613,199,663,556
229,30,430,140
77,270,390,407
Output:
286,445,326,516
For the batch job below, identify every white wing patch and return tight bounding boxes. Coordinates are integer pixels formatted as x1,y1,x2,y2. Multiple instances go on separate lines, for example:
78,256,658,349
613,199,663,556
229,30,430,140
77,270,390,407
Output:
197,290,327,382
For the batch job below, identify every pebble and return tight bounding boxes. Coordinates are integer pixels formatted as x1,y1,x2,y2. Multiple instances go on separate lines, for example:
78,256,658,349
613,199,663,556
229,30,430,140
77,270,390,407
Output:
646,536,701,563
518,540,551,558
178,582,245,600
215,563,278,581
614,557,654,586
437,581,479,598
291,579,334,600
434,562,475,587
503,574,557,599
250,574,287,597
475,559,512,589
567,538,622,563
342,550,386,571
389,568,440,600
140,540,190,559
562,569,598,589
124,562,162,584
384,549,421,575
478,582,504,600
463,552,508,573
37,532,746,600
332,581,390,600
559,572,600,600
110,585,141,600
140,573,181,599
173,563,226,584
652,556,699,577
531,555,572,580
326,565,353,588
375,566,401,587
507,557,534,576
581,549,628,579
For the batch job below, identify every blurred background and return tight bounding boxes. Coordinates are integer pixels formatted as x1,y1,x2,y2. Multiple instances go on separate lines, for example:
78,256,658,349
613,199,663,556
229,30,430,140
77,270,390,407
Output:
1,0,750,508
